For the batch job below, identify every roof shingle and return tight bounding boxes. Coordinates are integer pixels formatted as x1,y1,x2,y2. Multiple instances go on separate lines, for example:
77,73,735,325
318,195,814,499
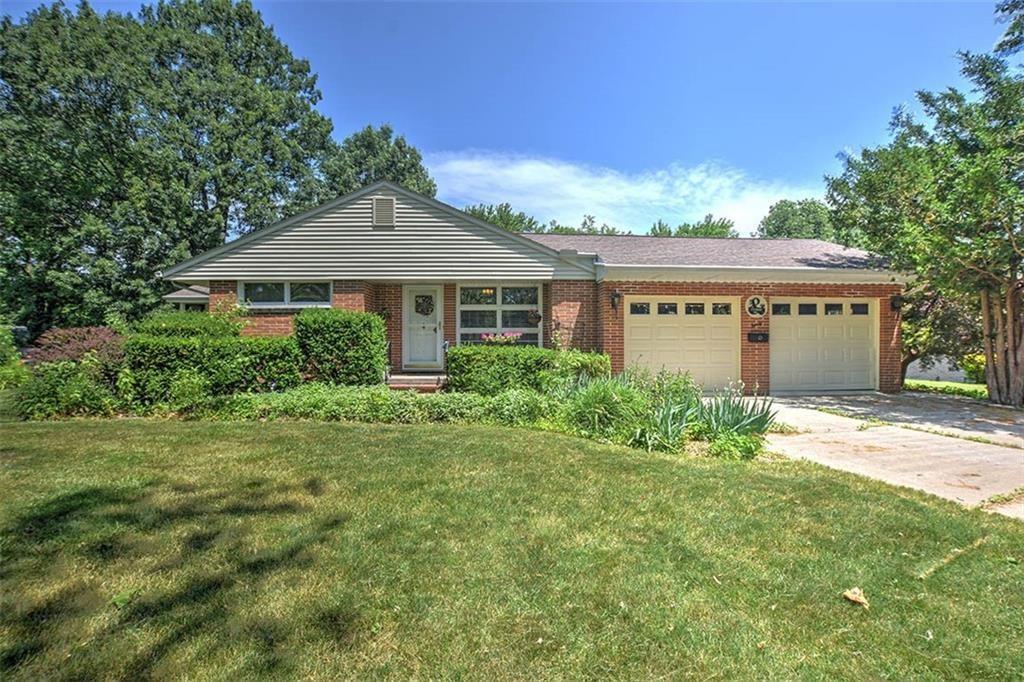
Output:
522,234,886,270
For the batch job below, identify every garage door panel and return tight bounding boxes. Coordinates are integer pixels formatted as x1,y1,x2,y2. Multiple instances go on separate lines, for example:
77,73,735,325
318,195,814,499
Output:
772,299,876,392
624,297,739,390
709,326,733,341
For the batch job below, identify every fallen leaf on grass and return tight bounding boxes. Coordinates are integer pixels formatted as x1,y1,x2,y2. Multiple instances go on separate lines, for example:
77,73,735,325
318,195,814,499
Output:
842,587,869,609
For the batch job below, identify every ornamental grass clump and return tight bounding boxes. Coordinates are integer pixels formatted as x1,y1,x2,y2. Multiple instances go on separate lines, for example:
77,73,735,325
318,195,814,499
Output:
629,397,701,453
562,375,650,441
698,388,776,438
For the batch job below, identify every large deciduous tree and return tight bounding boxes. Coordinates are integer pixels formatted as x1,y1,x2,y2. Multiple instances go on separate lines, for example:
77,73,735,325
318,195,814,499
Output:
328,124,437,199
0,1,434,335
756,199,835,240
828,53,1023,406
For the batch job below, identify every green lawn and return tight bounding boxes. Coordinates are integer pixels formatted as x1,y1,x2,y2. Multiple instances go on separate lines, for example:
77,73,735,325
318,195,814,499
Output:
904,378,989,400
1,421,1022,679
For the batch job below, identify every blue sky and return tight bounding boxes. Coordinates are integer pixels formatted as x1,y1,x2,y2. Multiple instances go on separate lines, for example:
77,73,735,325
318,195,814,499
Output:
6,1,1006,233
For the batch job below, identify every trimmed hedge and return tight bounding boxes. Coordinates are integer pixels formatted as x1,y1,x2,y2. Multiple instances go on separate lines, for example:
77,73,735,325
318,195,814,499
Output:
123,334,302,404
294,308,387,385
445,345,610,396
135,310,243,338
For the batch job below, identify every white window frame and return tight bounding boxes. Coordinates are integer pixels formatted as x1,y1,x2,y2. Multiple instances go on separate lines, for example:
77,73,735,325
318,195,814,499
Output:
237,281,333,309
456,282,543,347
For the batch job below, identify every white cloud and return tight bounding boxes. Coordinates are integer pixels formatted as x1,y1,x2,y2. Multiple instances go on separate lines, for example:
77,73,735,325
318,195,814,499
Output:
425,151,822,236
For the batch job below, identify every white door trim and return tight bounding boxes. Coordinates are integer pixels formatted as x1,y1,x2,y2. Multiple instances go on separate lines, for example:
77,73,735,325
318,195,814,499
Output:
402,284,444,370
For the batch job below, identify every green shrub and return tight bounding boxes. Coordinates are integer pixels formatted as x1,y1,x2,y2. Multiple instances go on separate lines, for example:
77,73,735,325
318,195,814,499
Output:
959,353,986,384
561,376,650,441
620,367,702,405
124,334,302,404
0,326,28,390
488,388,552,426
707,432,764,460
17,356,117,419
135,310,243,338
418,391,492,423
169,368,210,412
447,345,610,396
697,390,776,438
204,384,425,423
0,326,18,366
294,308,387,385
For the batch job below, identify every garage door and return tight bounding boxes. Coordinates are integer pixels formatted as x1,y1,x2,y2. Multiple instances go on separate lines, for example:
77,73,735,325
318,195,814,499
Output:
624,296,740,389
770,299,876,392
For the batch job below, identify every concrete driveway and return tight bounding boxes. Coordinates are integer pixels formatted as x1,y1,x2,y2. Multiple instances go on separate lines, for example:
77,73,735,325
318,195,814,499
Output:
768,393,1024,520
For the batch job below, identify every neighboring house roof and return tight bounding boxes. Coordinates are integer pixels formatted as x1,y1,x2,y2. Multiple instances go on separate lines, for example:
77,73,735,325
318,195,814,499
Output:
523,234,886,270
161,181,594,281
163,285,210,301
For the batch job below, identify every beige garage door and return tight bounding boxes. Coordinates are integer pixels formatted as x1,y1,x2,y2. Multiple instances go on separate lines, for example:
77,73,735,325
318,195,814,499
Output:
769,299,877,392
624,296,740,390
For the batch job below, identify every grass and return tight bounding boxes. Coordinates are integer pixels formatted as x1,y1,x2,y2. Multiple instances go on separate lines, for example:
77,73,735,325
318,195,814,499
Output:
1,420,1023,679
904,379,989,400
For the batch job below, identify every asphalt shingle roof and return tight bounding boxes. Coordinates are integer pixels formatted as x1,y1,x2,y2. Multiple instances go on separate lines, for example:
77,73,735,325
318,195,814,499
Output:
523,234,886,270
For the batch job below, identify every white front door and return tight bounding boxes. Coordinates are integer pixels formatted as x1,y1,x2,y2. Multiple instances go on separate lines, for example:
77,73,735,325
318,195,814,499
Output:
403,285,443,369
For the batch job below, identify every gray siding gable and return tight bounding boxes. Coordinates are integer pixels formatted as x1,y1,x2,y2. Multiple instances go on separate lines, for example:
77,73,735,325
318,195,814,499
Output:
163,182,595,281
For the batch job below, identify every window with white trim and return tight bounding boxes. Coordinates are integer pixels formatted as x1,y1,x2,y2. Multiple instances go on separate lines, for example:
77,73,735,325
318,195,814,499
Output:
458,284,542,346
240,281,331,307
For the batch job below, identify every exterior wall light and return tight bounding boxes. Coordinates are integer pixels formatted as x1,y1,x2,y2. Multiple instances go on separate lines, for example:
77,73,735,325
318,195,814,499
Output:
610,290,623,311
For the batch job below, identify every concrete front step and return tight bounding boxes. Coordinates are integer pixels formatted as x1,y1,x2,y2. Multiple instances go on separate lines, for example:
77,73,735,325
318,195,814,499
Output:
387,374,446,393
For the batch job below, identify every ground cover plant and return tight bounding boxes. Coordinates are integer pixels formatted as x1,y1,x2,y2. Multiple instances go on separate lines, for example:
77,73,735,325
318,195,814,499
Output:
904,379,989,401
0,420,1021,679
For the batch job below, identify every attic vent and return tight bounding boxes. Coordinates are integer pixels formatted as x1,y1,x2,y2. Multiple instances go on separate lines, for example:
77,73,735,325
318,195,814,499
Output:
372,196,396,227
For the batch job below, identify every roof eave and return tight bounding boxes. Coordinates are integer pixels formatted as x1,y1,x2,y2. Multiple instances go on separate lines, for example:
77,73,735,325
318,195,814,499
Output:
598,263,909,285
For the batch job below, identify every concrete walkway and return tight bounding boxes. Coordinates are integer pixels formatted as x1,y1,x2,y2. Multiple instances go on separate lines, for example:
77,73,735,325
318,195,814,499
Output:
768,397,1024,520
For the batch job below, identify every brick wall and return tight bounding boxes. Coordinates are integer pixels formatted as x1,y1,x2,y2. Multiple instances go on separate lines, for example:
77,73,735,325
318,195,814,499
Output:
545,280,599,351
598,280,903,394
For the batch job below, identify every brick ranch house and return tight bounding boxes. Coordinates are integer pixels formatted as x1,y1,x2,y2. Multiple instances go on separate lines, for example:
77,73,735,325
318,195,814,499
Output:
162,181,906,394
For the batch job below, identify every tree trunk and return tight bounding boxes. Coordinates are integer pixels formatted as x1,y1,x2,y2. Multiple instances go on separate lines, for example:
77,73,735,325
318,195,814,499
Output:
900,353,918,385
981,283,1024,407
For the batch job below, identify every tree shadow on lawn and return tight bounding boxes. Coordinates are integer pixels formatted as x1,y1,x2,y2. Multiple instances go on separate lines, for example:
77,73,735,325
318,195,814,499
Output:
1,476,352,678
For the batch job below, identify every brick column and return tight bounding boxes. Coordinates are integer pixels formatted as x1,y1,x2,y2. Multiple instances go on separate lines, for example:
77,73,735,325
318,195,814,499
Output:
332,281,372,311
376,284,403,370
548,280,599,350
878,291,903,393
208,280,238,312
